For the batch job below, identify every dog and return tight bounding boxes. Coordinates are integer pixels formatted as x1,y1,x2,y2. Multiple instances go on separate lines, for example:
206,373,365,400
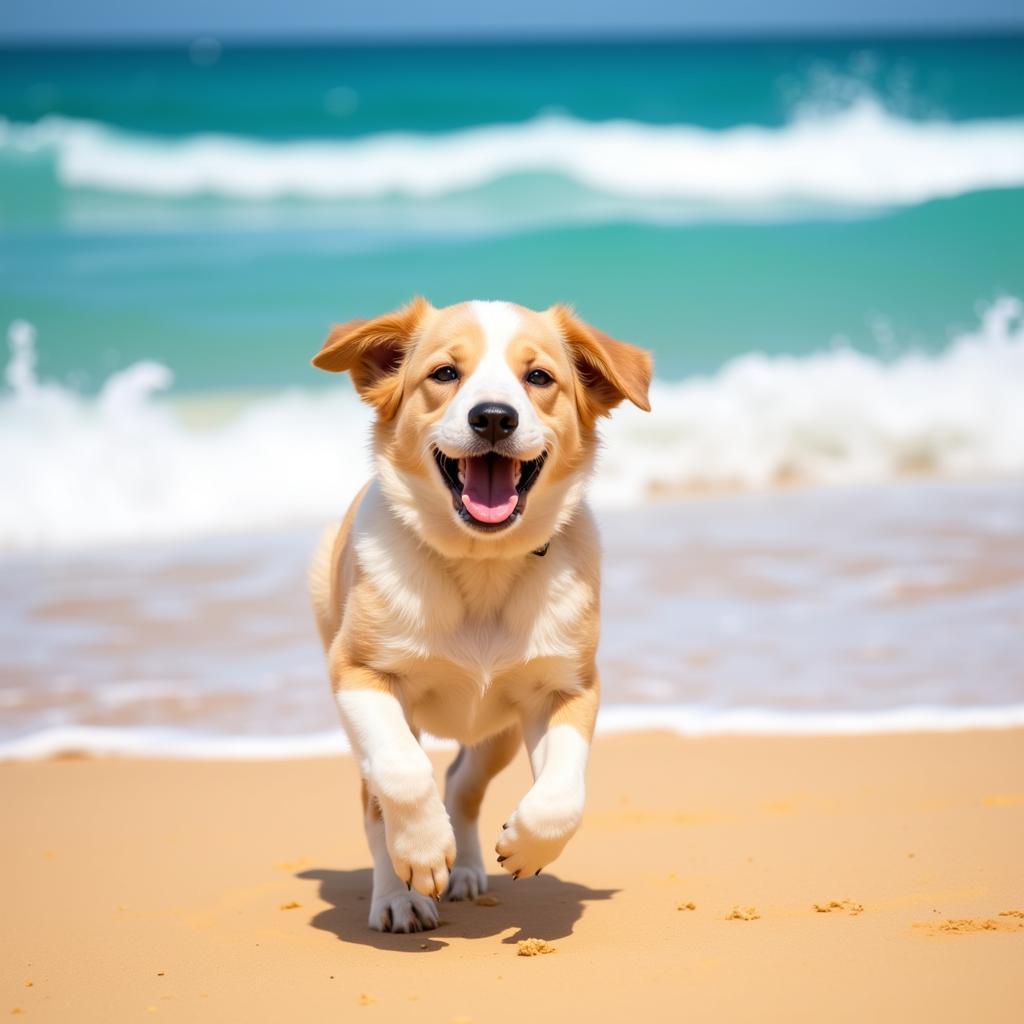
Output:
309,298,651,932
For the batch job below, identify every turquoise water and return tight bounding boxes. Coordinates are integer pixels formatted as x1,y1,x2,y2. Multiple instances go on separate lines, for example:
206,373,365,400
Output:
4,37,1024,136
1,36,1023,393
2,39,1024,751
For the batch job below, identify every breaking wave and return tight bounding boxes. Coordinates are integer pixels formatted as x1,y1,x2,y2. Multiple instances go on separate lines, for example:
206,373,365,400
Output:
2,298,1023,552
3,100,1024,219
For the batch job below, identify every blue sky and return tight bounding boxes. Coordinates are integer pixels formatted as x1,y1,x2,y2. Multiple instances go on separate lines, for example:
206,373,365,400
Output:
4,0,1024,41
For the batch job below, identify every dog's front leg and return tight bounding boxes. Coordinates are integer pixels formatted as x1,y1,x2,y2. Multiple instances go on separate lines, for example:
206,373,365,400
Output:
495,673,599,878
334,667,455,926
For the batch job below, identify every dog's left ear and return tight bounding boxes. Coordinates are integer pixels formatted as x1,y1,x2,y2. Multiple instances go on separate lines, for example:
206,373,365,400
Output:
312,297,431,419
552,306,652,422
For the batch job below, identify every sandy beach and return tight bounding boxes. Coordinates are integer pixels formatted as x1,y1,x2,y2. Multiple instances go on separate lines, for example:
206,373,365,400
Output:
4,728,1022,1022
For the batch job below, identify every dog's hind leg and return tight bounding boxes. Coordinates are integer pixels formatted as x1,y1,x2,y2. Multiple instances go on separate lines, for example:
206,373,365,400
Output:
443,726,521,900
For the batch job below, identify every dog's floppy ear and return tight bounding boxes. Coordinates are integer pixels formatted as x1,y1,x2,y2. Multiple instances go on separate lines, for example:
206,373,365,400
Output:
312,297,430,419
553,305,652,422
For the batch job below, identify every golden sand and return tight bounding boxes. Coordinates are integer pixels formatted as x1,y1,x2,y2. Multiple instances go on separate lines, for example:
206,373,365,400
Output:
2,730,1022,1022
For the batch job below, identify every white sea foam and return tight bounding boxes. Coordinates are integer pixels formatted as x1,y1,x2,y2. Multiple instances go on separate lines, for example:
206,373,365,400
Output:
0,320,374,550
2,298,1023,552
593,296,1024,500
3,100,1024,214
4,704,1024,761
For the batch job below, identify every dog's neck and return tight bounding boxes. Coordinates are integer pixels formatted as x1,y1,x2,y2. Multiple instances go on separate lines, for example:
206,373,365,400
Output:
445,554,533,616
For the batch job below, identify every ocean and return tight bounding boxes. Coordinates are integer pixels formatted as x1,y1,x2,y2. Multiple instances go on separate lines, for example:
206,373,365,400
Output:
1,36,1023,756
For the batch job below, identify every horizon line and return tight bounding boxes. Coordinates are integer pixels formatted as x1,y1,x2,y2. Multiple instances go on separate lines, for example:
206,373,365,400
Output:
2,23,1023,49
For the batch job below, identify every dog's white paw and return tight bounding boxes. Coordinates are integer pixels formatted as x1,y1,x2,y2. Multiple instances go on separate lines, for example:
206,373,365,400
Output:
495,787,583,878
445,863,487,901
369,889,440,933
384,797,456,899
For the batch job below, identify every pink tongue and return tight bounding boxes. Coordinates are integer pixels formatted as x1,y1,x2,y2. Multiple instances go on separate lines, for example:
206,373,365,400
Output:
462,456,519,524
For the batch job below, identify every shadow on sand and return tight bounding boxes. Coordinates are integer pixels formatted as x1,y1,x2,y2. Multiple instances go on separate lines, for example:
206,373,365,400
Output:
297,867,617,953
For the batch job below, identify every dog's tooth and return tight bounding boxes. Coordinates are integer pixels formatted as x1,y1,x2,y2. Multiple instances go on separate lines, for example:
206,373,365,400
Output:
457,459,466,485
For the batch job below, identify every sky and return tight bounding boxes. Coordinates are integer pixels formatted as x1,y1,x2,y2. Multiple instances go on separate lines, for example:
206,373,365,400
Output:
4,0,1024,42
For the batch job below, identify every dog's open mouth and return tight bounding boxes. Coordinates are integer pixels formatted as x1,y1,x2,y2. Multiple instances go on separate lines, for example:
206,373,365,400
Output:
433,449,546,530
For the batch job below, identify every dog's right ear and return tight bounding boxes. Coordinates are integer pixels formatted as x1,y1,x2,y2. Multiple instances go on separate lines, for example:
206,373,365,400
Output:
312,297,430,419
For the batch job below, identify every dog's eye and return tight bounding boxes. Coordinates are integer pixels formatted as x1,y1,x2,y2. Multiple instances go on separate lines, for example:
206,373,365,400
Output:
525,368,553,387
430,365,460,383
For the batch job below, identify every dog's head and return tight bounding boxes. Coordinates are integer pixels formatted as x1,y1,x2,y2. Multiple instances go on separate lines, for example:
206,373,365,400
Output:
313,299,651,558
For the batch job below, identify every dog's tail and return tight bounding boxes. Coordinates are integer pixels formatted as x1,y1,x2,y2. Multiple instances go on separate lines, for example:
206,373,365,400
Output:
308,523,342,652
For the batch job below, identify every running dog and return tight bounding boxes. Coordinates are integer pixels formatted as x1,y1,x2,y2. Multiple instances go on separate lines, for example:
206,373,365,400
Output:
310,298,651,932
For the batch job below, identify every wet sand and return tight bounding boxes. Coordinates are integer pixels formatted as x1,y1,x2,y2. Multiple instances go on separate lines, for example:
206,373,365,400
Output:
4,729,1023,1021
4,479,1024,755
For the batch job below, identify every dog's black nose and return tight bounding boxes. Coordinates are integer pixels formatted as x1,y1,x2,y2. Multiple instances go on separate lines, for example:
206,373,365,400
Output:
468,402,518,444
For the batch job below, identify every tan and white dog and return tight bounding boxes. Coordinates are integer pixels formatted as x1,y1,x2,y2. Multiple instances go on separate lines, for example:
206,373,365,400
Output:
310,298,651,932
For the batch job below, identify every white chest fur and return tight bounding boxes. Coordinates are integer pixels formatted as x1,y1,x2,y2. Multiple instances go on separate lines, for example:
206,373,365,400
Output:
354,523,591,683
343,487,599,743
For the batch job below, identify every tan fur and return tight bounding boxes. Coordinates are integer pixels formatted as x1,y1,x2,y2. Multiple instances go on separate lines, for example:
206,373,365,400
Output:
552,304,654,424
313,297,431,419
309,481,369,649
311,299,650,930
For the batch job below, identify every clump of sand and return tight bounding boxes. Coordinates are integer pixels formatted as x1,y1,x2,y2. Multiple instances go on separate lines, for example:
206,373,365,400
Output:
475,894,500,907
998,909,1024,919
279,901,301,911
938,919,1000,933
677,901,697,912
517,938,557,957
726,907,760,921
812,900,864,915
915,917,1024,935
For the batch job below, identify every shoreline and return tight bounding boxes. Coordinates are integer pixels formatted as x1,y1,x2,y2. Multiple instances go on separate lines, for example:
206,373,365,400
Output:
4,729,1022,1021
6,705,1024,761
